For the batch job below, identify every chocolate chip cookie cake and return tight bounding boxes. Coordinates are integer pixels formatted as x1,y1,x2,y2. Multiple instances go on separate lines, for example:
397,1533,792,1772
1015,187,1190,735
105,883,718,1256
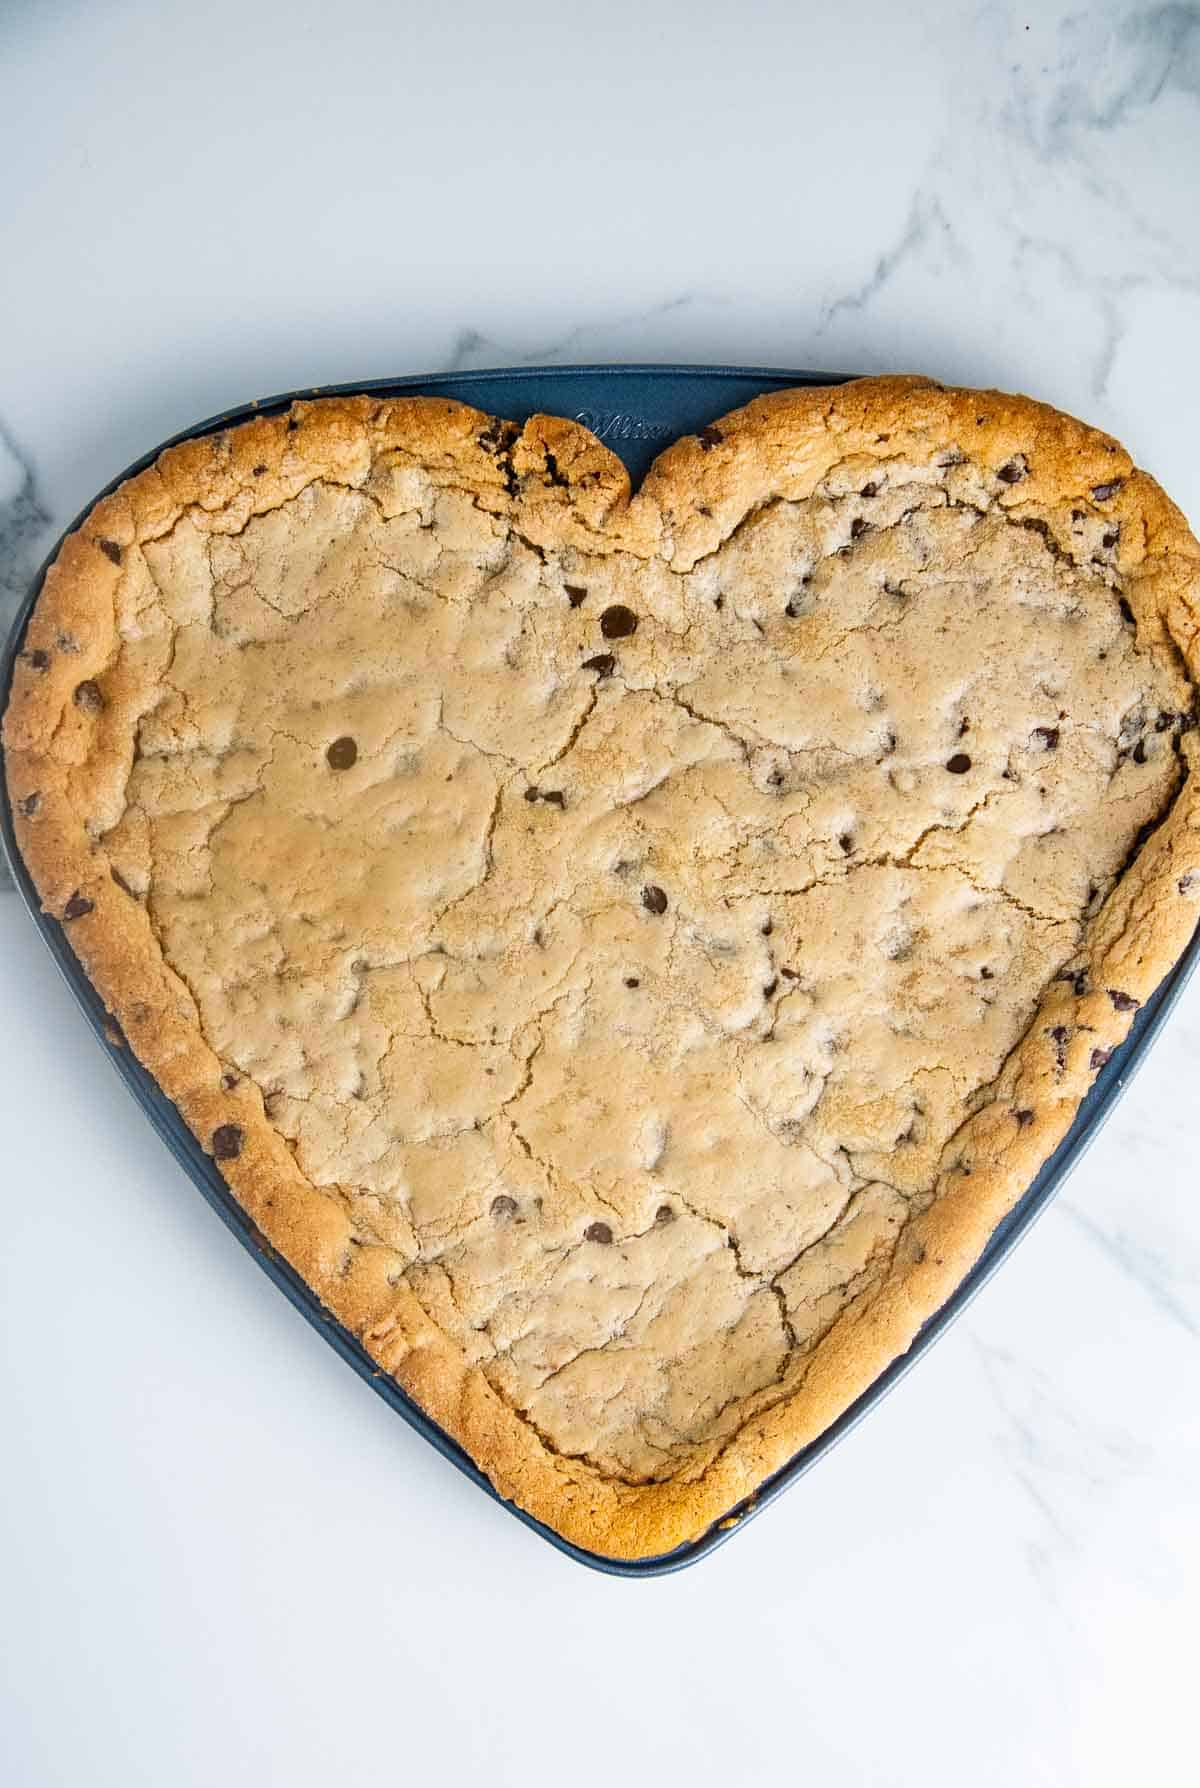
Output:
6,376,1200,1558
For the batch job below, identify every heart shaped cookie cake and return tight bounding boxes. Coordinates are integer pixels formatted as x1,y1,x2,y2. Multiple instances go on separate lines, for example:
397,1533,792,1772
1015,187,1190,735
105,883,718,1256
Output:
7,377,1200,1558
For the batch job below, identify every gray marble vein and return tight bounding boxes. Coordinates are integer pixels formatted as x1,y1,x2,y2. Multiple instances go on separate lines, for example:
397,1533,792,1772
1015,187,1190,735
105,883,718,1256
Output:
969,1329,1151,1594
0,414,50,639
804,3,1200,408
1029,4,1200,151
0,415,54,888
819,194,964,333
1057,1197,1200,1338
437,294,709,374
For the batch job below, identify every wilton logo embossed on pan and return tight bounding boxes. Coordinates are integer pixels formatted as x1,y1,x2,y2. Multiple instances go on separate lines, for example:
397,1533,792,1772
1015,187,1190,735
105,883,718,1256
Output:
575,410,673,443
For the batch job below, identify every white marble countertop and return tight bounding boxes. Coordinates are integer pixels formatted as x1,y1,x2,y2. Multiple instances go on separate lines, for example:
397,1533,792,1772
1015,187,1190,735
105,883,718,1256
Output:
2,3,1198,1783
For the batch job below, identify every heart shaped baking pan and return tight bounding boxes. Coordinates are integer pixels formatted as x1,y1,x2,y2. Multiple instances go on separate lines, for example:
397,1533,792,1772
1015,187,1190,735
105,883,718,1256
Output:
4,366,1199,1573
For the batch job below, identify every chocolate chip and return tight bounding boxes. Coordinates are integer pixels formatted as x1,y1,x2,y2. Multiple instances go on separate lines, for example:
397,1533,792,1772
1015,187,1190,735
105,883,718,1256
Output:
1018,515,1067,564
541,789,566,807
624,976,640,988
582,653,615,677
850,516,869,540
252,463,268,477
326,736,357,770
62,893,94,921
585,1221,613,1244
763,979,778,998
600,604,638,639
714,594,725,610
1131,739,1146,764
697,426,723,450
1118,598,1135,626
655,1204,675,1224
286,417,300,433
490,1194,518,1219
997,459,1026,484
1090,1047,1112,1070
524,786,541,802
565,584,588,607
946,753,972,774
1108,989,1140,1012
1091,480,1123,501
26,649,50,672
1015,1108,1034,1127
220,1070,239,1090
1101,529,1119,550
980,966,994,980
212,1124,244,1160
838,833,853,854
18,792,40,816
74,680,105,713
860,481,878,498
1156,712,1175,733
761,918,773,936
958,717,970,736
1032,726,1059,750
98,538,123,565
780,966,800,979
641,884,668,915
1050,1023,1069,1068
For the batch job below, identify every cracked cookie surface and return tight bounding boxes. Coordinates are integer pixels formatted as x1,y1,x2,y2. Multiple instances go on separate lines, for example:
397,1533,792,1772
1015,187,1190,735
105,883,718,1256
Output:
7,377,1200,1555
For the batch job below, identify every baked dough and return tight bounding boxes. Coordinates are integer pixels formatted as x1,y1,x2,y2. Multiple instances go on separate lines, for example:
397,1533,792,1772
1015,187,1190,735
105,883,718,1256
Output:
7,377,1200,1558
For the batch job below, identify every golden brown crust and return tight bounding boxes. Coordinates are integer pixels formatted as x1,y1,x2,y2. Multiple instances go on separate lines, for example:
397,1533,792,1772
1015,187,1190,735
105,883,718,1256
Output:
7,377,1200,1560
